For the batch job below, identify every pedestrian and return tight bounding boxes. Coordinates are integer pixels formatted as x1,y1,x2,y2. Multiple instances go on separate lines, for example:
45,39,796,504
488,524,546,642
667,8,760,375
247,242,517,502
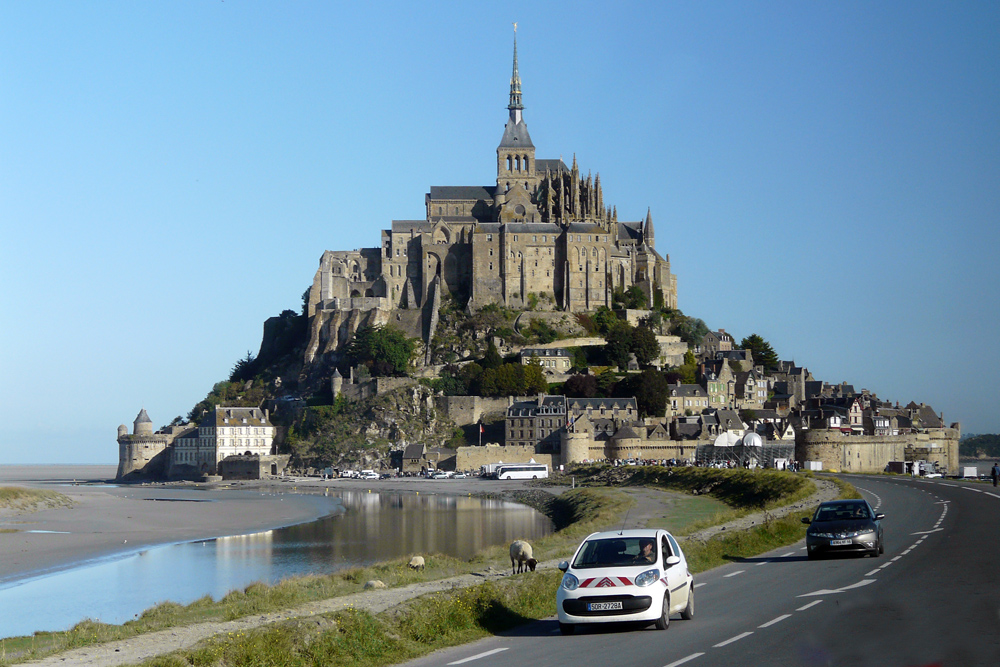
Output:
991,462,999,488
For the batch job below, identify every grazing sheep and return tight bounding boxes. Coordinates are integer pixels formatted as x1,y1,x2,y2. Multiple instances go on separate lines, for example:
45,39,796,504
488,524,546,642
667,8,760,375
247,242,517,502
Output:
509,540,537,574
408,555,425,570
364,579,386,590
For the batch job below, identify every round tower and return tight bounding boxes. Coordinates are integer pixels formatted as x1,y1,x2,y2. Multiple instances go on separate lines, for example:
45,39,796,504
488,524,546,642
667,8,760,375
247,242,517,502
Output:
561,429,591,467
133,409,153,436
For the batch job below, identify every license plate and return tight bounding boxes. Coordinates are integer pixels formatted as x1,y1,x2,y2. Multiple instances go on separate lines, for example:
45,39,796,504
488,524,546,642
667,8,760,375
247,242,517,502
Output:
588,601,623,611
829,539,852,546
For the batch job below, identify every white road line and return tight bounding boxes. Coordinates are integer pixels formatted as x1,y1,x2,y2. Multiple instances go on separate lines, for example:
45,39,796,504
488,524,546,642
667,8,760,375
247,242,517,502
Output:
797,600,823,611
781,552,796,557
757,561,769,566
866,568,880,576
902,549,912,555
713,631,753,647
758,614,792,628
963,487,982,493
987,493,1000,499
941,483,957,487
663,653,705,667
798,579,876,597
724,570,745,578
911,528,943,535
891,556,902,561
694,582,707,588
447,648,508,665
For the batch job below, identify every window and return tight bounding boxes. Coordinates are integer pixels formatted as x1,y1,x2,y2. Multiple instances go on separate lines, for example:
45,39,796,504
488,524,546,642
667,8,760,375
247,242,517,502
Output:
489,262,493,271
487,234,493,242
489,248,493,256
533,235,537,242
514,235,518,241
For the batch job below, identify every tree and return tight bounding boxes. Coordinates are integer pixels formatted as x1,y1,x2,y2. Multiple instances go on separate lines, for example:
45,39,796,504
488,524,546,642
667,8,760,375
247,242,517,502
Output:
605,323,634,369
346,325,415,376
618,369,668,418
739,334,779,372
670,312,709,345
480,340,503,370
564,373,598,398
632,326,660,366
229,351,257,383
522,358,548,395
593,306,621,334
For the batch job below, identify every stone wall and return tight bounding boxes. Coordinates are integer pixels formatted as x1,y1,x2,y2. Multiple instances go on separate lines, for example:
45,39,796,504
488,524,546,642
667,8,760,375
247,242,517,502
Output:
455,444,554,472
434,395,510,426
795,428,960,473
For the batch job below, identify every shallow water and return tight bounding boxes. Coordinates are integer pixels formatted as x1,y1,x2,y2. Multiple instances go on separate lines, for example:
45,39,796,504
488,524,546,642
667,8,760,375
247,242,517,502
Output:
0,489,552,638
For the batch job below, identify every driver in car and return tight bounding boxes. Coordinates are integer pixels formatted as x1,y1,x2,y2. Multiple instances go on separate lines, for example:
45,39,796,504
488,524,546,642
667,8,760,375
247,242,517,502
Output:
633,538,656,564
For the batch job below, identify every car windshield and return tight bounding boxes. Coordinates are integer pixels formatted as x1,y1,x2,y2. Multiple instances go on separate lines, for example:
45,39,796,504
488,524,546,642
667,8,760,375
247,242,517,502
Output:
814,503,869,522
572,537,657,568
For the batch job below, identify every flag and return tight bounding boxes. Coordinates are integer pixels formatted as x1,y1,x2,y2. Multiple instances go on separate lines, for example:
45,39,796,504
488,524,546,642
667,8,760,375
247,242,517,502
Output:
479,423,484,434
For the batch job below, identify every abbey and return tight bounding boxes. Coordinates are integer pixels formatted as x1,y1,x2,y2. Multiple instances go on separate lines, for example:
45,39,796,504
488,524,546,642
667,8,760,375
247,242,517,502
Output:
305,35,677,360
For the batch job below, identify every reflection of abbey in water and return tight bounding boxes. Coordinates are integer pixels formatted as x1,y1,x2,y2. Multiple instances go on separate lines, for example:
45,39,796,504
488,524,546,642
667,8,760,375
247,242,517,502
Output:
305,33,677,361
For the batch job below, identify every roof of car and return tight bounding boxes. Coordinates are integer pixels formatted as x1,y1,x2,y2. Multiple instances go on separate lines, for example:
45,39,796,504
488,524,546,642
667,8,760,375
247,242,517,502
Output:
586,529,667,540
819,499,866,506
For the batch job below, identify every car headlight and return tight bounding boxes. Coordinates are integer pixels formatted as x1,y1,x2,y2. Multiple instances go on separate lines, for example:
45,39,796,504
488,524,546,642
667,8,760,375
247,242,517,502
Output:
634,569,661,588
811,531,836,538
561,573,579,591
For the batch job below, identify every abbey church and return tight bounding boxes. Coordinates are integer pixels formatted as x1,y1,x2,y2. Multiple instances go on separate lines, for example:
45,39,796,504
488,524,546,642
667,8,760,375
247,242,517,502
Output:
305,34,677,362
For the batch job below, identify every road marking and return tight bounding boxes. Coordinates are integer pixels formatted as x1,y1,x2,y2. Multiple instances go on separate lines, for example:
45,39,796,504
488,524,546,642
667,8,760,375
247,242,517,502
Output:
757,561,769,566
781,552,796,557
758,614,791,628
663,653,705,667
963,487,982,493
902,549,912,555
987,493,1000,499
891,556,902,561
866,568,880,576
714,631,753,647
941,483,957,487
694,582,707,588
447,648,508,665
911,528,943,535
798,579,876,597
797,600,823,611
724,570,745,578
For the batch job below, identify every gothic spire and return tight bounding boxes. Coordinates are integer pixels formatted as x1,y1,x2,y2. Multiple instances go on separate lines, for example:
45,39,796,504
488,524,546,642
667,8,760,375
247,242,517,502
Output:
644,207,655,248
508,24,523,120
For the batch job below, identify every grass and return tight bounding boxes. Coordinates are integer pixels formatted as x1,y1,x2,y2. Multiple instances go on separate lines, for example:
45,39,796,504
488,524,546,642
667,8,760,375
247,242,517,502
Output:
0,487,72,512
0,474,857,667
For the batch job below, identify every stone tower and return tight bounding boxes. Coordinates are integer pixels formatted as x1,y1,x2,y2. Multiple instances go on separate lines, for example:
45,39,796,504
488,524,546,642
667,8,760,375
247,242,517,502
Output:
643,208,655,249
496,27,538,198
133,408,153,436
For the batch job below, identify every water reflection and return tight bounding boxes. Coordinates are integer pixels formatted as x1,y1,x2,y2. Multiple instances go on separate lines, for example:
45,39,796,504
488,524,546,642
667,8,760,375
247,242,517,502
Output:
0,491,551,638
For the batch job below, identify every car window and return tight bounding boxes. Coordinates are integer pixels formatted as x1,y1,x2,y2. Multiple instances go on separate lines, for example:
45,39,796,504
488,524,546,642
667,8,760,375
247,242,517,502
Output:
572,537,656,568
666,534,683,562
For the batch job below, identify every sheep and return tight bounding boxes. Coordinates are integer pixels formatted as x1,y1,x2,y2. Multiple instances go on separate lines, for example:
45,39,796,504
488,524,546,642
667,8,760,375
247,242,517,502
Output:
408,555,425,570
509,540,537,574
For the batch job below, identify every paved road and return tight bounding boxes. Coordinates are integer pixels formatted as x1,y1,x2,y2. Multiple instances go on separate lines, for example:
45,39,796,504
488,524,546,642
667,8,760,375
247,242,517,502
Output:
400,475,1000,667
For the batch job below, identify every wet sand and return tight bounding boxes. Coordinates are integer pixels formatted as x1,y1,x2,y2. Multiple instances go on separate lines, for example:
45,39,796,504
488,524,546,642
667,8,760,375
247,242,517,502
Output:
0,466,344,583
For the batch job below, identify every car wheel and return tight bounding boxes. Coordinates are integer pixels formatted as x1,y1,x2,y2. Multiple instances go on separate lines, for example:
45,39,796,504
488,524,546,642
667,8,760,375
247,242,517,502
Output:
878,537,884,555
680,586,695,620
559,622,574,635
807,550,818,560
653,594,670,630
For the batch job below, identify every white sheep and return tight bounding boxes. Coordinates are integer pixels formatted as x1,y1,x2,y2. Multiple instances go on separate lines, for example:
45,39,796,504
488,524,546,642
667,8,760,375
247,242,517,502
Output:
408,555,425,570
509,540,537,574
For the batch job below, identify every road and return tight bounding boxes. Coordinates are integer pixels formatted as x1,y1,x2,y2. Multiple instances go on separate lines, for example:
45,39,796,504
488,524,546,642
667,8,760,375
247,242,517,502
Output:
400,474,1000,667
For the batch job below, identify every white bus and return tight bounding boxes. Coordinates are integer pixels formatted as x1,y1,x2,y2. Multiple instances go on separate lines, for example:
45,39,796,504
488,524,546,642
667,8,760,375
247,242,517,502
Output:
495,463,549,480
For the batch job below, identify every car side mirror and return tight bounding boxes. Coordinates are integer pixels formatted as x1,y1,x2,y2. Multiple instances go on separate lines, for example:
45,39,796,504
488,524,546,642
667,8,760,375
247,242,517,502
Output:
665,555,681,567
875,513,885,520
558,560,569,573
801,517,811,524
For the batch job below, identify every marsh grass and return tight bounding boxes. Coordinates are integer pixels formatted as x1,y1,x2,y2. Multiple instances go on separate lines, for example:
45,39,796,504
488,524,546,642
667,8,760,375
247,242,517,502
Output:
0,487,72,512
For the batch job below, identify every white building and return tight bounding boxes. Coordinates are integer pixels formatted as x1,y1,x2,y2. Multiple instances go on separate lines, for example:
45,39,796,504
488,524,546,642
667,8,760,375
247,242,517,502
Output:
172,406,274,476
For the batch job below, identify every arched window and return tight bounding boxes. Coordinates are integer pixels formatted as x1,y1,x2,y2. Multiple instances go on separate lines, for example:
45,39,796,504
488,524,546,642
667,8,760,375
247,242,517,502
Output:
507,156,512,171
515,155,520,171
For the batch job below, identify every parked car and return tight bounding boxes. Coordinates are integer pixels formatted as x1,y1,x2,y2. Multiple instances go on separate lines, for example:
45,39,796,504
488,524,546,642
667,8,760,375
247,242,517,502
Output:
359,470,379,480
802,499,884,559
556,529,694,635
431,472,450,479
452,472,468,479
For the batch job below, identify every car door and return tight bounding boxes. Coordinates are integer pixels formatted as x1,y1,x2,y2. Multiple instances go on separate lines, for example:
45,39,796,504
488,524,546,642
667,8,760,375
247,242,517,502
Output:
664,533,690,612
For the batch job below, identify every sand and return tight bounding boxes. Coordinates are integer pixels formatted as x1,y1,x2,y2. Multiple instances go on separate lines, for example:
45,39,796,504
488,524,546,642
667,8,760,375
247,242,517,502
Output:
0,466,344,584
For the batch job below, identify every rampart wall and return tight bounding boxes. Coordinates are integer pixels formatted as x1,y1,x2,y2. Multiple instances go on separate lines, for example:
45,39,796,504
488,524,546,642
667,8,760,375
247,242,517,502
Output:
434,395,510,426
455,445,554,472
795,428,960,473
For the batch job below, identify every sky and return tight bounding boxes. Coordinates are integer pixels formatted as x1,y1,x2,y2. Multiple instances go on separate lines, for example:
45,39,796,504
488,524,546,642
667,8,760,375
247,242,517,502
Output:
2,1,998,464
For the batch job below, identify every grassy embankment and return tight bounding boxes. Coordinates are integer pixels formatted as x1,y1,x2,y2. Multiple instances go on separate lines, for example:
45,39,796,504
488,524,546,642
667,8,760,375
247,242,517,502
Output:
0,486,72,526
1,471,856,667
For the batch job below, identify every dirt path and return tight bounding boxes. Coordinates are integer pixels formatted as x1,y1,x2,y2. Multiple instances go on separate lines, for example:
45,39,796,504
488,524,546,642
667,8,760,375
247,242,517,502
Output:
14,478,837,667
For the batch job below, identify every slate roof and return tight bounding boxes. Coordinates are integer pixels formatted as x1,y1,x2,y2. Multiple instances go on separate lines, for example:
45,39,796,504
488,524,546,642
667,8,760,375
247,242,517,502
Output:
566,222,605,234
205,407,272,428
617,222,642,241
135,409,152,424
403,443,425,460
392,220,434,233
670,384,706,397
428,186,496,201
499,118,534,148
535,158,568,173
506,222,562,233
567,397,638,412
613,424,642,440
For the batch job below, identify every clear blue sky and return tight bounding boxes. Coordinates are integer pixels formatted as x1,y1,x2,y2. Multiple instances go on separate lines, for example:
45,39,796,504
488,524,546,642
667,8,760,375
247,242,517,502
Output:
2,2,997,464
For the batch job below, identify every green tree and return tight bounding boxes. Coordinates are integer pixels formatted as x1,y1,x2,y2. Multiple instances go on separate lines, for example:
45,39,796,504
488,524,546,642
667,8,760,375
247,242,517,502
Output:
593,306,621,334
481,340,503,370
346,325,415,376
618,369,668,418
670,311,709,345
564,373,598,398
632,326,660,366
522,358,548,395
605,323,634,369
229,351,257,383
739,334,779,372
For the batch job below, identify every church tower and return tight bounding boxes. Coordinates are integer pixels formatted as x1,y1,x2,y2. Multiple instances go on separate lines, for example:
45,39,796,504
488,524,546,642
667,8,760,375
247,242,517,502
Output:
496,26,538,198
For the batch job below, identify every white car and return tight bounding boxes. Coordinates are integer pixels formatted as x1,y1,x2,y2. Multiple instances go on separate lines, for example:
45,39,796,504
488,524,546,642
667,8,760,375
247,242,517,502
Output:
556,529,694,635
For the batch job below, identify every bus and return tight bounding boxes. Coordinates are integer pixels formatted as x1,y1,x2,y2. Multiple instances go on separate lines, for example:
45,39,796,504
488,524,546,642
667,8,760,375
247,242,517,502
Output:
494,463,549,480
